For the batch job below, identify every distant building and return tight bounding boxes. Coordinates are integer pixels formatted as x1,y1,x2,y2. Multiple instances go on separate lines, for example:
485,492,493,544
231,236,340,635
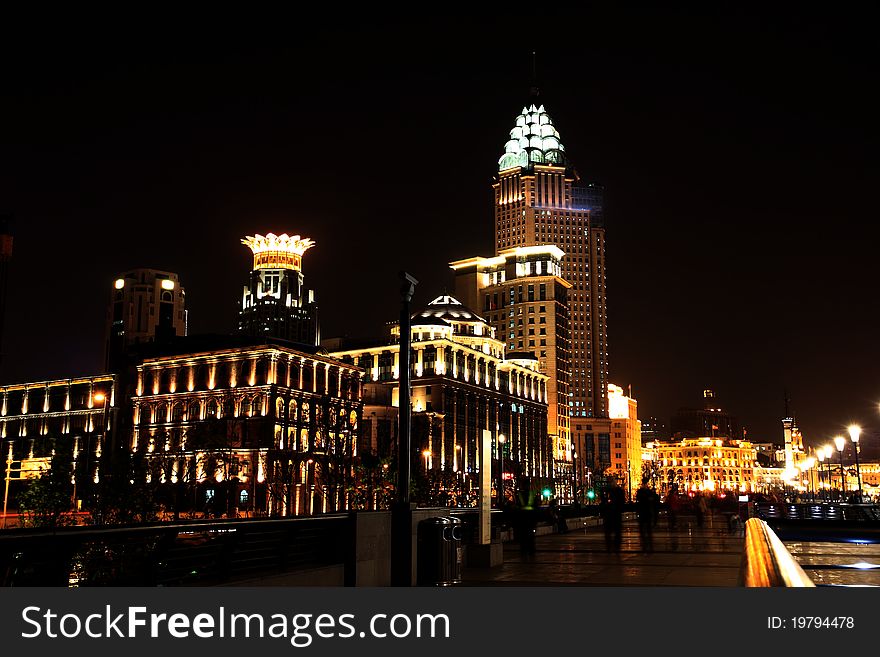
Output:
329,294,551,504
649,437,757,494
641,416,668,443
573,384,641,500
670,389,738,440
105,268,186,371
238,233,320,346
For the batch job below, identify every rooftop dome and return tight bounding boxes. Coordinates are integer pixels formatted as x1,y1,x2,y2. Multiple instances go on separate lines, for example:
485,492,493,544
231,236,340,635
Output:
498,103,567,172
413,295,487,324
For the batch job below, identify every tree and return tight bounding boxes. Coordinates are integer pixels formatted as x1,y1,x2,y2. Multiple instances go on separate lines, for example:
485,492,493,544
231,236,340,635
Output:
17,453,75,528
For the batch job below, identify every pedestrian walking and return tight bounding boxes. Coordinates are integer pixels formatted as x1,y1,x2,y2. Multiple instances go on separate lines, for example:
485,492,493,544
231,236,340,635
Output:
600,476,626,553
635,477,656,554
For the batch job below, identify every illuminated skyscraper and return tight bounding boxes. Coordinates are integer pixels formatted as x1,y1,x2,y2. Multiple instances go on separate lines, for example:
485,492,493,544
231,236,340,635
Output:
494,93,607,417
238,233,320,346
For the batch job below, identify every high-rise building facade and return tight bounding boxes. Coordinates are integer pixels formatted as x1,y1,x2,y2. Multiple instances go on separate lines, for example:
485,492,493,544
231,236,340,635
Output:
494,96,607,418
105,269,187,371
238,233,319,346
450,245,571,480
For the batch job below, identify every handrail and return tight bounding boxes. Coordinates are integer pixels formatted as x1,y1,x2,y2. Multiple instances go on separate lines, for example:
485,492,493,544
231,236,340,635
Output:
739,517,815,587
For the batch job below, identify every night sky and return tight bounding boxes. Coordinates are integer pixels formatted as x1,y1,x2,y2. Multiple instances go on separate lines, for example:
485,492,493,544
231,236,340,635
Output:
1,9,878,456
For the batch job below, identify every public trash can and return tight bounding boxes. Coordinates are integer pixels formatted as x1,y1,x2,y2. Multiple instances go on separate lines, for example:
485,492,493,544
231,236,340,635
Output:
417,516,463,586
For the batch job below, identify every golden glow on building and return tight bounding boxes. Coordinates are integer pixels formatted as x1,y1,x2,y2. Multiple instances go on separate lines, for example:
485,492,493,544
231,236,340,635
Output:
241,233,315,271
646,437,758,494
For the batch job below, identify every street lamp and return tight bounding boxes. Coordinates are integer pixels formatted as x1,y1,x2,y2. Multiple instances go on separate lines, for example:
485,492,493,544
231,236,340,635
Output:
2,440,13,529
803,456,816,501
822,445,834,500
833,436,846,502
848,424,863,503
496,434,506,508
816,450,826,501
572,451,579,504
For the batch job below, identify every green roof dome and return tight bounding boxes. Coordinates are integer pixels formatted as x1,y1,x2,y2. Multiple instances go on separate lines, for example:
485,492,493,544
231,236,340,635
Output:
498,103,567,171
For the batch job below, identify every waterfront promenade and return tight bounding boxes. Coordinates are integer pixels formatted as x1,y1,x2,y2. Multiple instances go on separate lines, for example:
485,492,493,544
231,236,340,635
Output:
464,514,744,586
464,512,880,587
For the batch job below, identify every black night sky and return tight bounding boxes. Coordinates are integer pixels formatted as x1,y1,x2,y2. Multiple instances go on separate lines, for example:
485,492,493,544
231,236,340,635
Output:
1,8,878,455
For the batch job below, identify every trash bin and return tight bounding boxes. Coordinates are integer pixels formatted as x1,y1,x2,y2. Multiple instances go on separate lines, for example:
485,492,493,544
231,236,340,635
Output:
417,516,463,586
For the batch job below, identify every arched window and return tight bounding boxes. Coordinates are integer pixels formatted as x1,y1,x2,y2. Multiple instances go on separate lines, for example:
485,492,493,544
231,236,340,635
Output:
157,403,168,423
171,403,184,422
188,401,200,422
207,399,220,419
241,397,251,417
301,402,310,424
276,397,285,418
252,395,262,415
289,398,298,422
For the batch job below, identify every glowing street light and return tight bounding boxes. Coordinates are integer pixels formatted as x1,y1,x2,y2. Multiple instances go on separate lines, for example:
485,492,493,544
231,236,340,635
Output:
833,436,847,501
848,424,863,502
496,434,506,508
816,449,826,500
822,445,834,498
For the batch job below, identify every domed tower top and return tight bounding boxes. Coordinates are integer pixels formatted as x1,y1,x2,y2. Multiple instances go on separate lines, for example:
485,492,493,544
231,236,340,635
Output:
497,102,567,172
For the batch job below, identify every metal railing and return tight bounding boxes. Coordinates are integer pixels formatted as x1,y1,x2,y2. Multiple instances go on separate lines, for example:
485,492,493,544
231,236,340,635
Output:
0,514,349,587
739,517,815,587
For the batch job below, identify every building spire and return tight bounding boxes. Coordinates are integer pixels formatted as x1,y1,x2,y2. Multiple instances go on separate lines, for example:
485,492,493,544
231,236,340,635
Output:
529,50,540,99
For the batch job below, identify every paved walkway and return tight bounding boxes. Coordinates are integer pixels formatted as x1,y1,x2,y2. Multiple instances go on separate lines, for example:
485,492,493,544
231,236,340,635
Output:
464,514,745,586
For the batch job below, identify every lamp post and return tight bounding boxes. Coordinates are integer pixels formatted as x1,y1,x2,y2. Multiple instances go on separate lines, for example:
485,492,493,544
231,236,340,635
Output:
816,450,826,501
848,425,863,503
496,434,505,508
833,436,847,502
572,451,579,504
2,440,13,529
822,445,834,501
803,457,815,501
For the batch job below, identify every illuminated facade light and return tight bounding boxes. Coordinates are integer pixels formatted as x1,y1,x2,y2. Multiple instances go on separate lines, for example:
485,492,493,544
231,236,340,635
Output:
161,279,175,290
114,278,125,289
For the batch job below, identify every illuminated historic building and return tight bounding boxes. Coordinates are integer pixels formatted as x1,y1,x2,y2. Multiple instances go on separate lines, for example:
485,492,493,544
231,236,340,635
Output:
1,375,118,508
450,245,571,483
646,437,758,494
494,97,607,418
329,295,551,504
105,269,186,370
130,342,362,517
238,233,320,346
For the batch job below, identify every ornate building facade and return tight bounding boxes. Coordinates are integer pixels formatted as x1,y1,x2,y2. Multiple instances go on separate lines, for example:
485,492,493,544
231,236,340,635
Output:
1,375,118,510
329,295,551,505
131,342,362,517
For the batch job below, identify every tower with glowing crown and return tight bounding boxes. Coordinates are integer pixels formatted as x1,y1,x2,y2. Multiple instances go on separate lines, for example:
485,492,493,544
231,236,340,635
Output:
238,233,320,346
494,93,607,420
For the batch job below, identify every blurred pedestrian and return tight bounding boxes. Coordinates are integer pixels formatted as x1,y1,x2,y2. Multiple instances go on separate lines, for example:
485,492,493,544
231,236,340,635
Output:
600,476,626,553
635,477,656,554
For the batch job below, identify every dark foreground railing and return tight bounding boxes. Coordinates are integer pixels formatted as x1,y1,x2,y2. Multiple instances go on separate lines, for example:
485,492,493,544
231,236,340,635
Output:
0,515,349,587
739,518,815,587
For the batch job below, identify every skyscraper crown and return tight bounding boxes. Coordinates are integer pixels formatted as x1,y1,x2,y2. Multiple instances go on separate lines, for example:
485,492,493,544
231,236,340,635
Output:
498,103,566,172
